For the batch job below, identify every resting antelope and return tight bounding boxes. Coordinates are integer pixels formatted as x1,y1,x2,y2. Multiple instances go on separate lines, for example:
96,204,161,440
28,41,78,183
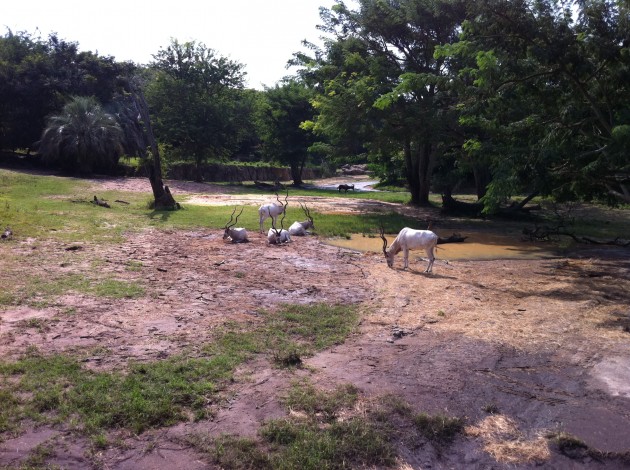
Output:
379,225,438,272
259,192,287,233
289,203,315,236
223,207,249,243
267,193,291,244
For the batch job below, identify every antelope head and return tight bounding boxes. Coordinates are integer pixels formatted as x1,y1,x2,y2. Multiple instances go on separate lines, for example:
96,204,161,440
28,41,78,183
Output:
299,202,315,230
270,191,289,237
379,224,394,268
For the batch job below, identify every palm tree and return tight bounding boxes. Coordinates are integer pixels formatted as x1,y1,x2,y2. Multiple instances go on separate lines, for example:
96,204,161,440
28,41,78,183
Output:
39,96,124,174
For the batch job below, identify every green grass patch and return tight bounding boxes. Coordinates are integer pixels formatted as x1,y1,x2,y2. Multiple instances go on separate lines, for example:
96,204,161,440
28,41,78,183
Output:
260,417,395,470
2,169,629,244
183,382,466,469
0,348,246,435
0,169,152,243
412,412,464,444
0,303,359,437
22,442,57,469
267,304,359,351
92,279,144,299
2,273,144,307
125,260,144,271
370,394,464,446
202,304,359,369
284,380,359,422
183,434,272,470
260,304,359,366
15,318,51,333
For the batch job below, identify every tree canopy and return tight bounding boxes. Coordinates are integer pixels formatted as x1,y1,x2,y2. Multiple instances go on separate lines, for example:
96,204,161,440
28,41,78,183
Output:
1,2,629,211
144,39,248,181
291,0,630,209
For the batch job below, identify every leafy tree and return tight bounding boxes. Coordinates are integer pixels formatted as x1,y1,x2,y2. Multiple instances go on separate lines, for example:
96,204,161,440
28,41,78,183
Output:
145,39,246,181
294,0,467,205
0,29,136,154
39,96,123,174
445,0,630,210
259,80,316,186
0,30,56,152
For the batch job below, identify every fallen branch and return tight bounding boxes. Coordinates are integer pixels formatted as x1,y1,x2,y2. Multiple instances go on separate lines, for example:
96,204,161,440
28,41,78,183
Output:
437,233,468,244
523,225,630,247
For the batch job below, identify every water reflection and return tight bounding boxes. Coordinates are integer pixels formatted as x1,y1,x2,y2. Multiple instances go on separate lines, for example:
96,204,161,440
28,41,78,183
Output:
325,231,560,260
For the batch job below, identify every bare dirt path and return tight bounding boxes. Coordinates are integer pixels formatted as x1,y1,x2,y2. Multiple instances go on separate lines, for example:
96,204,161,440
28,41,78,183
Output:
1,177,629,469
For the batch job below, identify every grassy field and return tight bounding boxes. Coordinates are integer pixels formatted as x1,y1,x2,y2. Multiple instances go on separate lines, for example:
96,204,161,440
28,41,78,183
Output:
0,170,423,242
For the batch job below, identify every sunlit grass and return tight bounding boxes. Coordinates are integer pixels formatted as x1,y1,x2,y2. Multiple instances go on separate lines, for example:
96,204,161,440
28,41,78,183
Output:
0,303,359,437
2,169,627,244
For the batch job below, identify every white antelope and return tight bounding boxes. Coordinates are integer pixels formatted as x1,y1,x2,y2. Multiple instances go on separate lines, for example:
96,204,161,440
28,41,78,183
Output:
289,203,315,236
267,227,291,244
258,192,287,233
379,226,438,272
267,194,291,244
223,207,249,243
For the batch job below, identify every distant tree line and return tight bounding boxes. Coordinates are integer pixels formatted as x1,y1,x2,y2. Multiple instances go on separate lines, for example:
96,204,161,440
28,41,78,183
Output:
1,0,629,212
0,31,317,187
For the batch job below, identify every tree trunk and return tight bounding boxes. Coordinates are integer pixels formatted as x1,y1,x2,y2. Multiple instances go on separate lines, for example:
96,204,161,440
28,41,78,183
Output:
290,159,304,186
417,142,432,206
195,158,203,183
404,138,421,205
130,83,179,210
472,161,491,200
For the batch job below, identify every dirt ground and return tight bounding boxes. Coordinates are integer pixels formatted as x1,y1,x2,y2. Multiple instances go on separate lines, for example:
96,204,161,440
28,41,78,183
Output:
1,176,630,469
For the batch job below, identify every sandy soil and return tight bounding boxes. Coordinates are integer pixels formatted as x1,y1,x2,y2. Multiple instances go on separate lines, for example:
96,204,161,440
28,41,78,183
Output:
1,176,629,469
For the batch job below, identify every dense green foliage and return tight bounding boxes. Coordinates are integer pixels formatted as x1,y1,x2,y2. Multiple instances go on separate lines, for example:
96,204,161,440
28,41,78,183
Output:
39,96,124,173
257,80,317,185
1,1,629,210
294,0,630,210
144,40,253,181
0,31,135,153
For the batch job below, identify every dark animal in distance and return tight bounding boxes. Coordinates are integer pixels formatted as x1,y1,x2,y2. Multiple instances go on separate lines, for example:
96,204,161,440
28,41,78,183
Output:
338,184,355,193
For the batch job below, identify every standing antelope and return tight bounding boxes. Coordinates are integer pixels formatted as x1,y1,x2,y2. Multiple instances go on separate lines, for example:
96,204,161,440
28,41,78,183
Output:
379,225,438,272
223,207,249,243
259,191,287,233
289,203,315,236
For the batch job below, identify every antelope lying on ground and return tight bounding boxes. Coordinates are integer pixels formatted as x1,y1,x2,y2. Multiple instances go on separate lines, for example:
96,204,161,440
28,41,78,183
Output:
267,193,291,244
289,203,315,236
338,183,355,193
259,192,287,233
223,207,249,243
380,225,438,272
267,227,291,244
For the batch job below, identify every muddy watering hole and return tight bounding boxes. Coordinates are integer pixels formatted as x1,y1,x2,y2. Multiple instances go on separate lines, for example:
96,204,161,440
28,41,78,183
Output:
326,230,561,260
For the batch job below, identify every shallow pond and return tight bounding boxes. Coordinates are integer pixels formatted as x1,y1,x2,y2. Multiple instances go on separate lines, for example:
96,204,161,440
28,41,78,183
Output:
326,231,562,260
